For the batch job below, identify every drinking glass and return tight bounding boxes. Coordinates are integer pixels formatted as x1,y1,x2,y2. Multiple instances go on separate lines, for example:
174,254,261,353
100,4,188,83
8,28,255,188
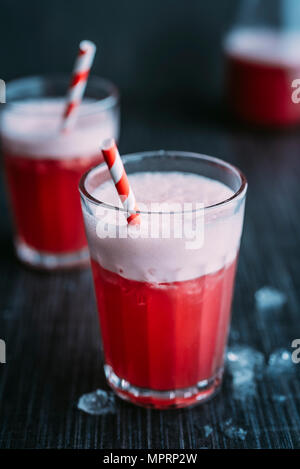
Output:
80,151,247,409
0,75,119,269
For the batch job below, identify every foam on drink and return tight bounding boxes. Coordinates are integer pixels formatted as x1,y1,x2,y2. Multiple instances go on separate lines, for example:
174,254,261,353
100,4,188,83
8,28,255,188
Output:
85,171,244,283
0,97,118,158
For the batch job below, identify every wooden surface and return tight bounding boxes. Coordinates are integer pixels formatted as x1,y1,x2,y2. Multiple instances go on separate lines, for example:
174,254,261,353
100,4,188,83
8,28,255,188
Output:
0,105,300,449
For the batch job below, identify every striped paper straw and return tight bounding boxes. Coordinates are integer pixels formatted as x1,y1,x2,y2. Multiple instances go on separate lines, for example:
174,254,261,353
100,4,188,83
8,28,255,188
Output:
102,138,140,225
62,40,96,132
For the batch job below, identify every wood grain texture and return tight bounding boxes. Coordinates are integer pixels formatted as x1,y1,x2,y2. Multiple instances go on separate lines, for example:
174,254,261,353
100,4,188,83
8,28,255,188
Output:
0,106,300,449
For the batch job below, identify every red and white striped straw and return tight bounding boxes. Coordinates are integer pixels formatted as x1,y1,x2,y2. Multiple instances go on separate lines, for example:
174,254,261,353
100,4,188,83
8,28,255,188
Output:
62,40,96,132
102,138,140,225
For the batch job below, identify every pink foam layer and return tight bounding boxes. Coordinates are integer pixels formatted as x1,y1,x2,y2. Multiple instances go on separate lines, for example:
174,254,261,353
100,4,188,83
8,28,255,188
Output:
224,27,300,67
0,98,119,158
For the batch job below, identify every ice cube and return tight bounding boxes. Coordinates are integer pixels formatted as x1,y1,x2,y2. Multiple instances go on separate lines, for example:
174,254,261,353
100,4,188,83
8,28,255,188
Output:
226,345,265,400
229,328,241,342
221,419,247,441
272,395,287,403
77,389,116,416
255,287,286,312
227,345,265,368
224,425,248,441
267,348,296,376
227,345,265,376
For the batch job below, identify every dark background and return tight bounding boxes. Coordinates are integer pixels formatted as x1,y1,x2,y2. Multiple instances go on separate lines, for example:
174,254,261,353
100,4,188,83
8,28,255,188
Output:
1,0,300,450
0,0,240,107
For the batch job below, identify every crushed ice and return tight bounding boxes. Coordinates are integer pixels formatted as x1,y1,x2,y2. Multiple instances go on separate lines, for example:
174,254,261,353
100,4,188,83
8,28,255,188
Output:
267,348,296,376
226,344,295,403
255,286,286,312
77,389,116,416
221,419,247,441
226,345,265,400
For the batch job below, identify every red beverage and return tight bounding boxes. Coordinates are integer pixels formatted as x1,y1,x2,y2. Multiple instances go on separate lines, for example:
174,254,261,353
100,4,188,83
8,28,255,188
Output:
80,152,247,408
91,258,237,407
1,76,119,268
4,153,100,254
224,28,300,126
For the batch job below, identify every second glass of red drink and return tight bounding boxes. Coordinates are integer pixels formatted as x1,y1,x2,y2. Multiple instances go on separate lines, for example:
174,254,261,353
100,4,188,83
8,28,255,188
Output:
80,151,247,409
0,75,119,269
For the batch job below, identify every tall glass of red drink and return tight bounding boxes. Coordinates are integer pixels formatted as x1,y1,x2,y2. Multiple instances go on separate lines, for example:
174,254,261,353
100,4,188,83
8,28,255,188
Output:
80,151,247,409
0,75,119,269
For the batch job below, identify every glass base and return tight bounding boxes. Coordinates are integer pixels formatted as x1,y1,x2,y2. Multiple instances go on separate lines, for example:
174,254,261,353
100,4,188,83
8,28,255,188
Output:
15,238,90,270
104,364,223,409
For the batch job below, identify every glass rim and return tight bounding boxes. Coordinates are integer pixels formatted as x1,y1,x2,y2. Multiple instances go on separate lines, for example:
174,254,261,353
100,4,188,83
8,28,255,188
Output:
4,74,119,115
79,151,248,214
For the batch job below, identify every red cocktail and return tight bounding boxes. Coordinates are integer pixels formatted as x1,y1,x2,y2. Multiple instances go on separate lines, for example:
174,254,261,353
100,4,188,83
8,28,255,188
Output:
1,76,119,269
80,152,247,408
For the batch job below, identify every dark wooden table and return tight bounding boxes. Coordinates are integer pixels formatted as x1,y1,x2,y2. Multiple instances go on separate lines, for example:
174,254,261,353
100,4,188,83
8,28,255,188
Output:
0,104,300,449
